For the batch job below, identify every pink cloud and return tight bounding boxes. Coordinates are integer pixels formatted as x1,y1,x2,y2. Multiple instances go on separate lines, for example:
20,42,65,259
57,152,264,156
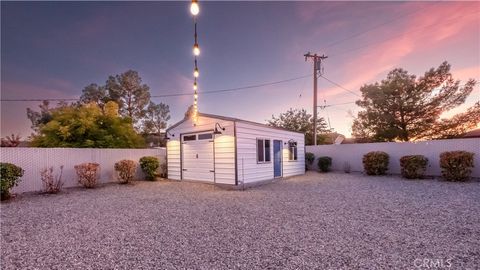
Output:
322,2,480,99
453,66,480,81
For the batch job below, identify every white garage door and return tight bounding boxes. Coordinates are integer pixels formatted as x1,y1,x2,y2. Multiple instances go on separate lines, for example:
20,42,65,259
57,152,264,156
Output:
182,132,214,182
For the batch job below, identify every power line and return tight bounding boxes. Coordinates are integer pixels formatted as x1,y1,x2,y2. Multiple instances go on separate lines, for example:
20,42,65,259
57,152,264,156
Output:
320,75,361,97
0,74,312,102
329,9,479,58
326,101,357,107
320,2,436,51
187,74,311,97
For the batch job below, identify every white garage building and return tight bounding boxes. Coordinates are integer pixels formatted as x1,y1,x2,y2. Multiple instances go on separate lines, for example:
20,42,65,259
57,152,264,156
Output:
166,113,305,187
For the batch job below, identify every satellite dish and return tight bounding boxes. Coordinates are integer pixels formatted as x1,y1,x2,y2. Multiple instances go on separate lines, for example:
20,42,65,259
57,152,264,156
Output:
334,135,345,145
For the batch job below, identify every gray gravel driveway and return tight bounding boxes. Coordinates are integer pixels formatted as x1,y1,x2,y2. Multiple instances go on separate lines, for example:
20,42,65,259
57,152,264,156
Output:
1,172,479,269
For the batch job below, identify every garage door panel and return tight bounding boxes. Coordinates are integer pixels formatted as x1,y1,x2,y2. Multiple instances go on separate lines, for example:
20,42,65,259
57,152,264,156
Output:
182,152,214,157
182,133,214,182
183,171,214,181
184,163,214,169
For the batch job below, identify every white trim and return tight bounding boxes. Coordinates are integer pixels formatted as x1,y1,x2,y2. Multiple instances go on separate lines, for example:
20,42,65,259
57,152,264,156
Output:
256,138,271,164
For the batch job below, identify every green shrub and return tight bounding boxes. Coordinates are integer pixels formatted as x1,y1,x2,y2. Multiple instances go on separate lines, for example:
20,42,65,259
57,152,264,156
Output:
363,151,389,175
400,155,428,179
305,152,315,165
440,151,474,181
0,163,24,200
114,160,137,184
139,156,159,180
317,156,332,172
74,163,100,188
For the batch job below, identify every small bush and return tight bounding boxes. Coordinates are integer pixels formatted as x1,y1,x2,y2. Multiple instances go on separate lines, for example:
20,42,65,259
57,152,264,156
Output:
343,162,351,173
363,151,389,175
139,156,159,181
317,156,332,172
0,163,24,200
40,166,64,193
440,151,474,181
400,155,428,179
305,152,315,166
74,163,100,188
114,160,137,184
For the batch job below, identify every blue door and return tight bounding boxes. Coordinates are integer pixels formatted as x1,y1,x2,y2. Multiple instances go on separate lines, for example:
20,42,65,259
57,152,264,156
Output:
273,140,282,178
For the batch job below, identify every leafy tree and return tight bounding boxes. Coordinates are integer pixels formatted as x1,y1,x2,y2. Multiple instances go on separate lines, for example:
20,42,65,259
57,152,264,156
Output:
104,101,120,117
79,83,107,108
143,102,171,134
144,102,170,133
268,108,330,145
105,70,151,126
352,62,478,141
31,102,145,148
427,102,480,139
184,105,195,119
27,100,72,135
26,100,53,133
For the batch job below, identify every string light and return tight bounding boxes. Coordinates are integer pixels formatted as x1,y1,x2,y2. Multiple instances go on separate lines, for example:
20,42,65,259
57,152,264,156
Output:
190,0,199,16
190,0,200,123
193,23,200,56
193,43,200,56
194,59,199,78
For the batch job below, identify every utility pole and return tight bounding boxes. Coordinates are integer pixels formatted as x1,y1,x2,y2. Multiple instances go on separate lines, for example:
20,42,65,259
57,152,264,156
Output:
304,52,327,145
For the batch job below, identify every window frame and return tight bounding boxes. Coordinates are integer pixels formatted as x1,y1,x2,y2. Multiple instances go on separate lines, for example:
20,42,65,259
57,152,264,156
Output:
183,135,197,141
198,133,213,140
256,138,271,163
288,141,298,162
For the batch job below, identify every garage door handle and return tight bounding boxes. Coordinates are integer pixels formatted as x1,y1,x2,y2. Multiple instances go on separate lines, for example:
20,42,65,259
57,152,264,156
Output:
182,169,187,171
210,170,215,172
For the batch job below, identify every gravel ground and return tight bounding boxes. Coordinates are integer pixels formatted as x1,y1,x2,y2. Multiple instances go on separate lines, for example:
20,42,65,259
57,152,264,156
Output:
1,172,479,270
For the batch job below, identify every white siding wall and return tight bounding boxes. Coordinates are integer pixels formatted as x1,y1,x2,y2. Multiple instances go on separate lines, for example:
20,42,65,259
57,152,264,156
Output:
306,138,480,177
0,148,165,193
167,116,236,185
236,122,305,184
166,140,181,180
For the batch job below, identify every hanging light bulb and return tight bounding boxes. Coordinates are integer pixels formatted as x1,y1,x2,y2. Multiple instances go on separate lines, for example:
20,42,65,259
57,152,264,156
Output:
193,43,200,56
190,0,199,16
193,59,199,78
193,81,198,90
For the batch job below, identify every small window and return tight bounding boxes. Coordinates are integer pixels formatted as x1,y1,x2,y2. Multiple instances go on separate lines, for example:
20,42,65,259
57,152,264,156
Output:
265,140,271,162
257,139,264,162
257,139,271,163
288,141,298,161
198,133,213,140
183,135,196,141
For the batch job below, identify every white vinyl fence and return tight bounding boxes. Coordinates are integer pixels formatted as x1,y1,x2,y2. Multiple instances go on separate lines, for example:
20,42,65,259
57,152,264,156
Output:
0,148,166,193
306,138,480,177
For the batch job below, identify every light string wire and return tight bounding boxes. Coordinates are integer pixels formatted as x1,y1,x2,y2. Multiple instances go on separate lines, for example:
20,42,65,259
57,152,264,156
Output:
191,0,200,122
